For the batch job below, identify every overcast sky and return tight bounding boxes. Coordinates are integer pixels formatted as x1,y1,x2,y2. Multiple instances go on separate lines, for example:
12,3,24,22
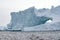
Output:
0,0,60,26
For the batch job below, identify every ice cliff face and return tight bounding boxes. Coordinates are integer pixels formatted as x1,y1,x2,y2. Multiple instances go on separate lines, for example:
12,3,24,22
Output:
6,6,60,31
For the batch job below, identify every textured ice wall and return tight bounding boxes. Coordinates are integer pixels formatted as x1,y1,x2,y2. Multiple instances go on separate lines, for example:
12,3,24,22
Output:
7,7,52,30
6,6,60,31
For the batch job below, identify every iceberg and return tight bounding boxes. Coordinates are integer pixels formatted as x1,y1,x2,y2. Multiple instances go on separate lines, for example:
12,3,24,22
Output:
6,6,60,31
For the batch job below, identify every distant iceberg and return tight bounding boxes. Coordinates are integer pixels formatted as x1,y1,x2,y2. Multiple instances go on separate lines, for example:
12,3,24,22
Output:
5,6,60,31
